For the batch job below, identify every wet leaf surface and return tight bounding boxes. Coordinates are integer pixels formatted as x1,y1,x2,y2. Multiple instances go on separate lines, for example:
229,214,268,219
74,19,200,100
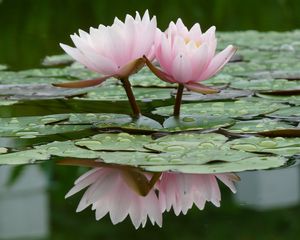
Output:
1,30,300,173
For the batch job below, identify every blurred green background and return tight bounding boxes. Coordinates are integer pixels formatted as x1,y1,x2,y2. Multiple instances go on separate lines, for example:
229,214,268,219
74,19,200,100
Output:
0,0,300,69
1,0,300,239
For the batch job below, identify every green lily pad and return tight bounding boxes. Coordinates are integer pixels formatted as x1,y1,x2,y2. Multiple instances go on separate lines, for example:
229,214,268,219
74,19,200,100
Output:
256,93,300,105
181,89,252,102
77,85,172,102
225,136,300,156
95,115,163,132
42,54,74,66
226,119,295,133
163,115,235,131
0,84,88,99
153,99,287,118
0,114,92,138
144,133,227,152
267,107,300,121
0,132,287,174
65,113,132,124
75,133,152,152
231,79,300,91
142,156,286,174
130,68,174,87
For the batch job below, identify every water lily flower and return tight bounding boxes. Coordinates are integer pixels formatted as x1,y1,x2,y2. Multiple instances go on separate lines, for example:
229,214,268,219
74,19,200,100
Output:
66,167,162,229
144,18,237,115
157,172,239,215
54,10,157,116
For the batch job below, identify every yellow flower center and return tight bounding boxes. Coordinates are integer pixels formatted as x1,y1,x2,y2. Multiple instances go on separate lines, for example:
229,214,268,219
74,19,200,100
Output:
184,37,201,48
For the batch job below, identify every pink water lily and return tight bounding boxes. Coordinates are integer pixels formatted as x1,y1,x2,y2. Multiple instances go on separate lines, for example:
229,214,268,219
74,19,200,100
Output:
55,10,157,116
145,18,236,115
148,18,236,90
66,167,162,229
60,10,156,79
157,172,239,215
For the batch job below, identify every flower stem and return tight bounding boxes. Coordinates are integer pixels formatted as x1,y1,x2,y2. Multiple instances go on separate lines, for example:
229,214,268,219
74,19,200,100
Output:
120,77,141,118
173,84,184,117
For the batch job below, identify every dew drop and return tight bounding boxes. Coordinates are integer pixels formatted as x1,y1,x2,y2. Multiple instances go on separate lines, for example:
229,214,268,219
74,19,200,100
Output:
198,142,215,148
40,117,58,123
119,138,132,143
16,131,39,136
48,147,59,151
259,140,277,148
147,156,165,162
232,144,257,151
20,134,37,139
86,113,97,118
182,116,196,122
165,145,186,151
0,147,8,154
169,158,182,163
9,118,19,124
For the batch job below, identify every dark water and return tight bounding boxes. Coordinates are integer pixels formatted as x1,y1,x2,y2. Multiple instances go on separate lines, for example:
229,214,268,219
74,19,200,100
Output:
0,0,300,69
0,0,300,239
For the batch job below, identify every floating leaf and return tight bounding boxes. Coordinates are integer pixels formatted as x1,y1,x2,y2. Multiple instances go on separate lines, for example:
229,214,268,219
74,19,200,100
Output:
142,156,286,174
42,54,74,66
181,89,252,102
230,79,300,91
225,136,300,156
77,85,172,102
226,119,294,133
75,133,152,152
95,115,162,132
0,133,287,174
130,67,174,87
267,107,300,121
153,99,287,118
255,93,300,105
0,84,88,99
163,115,235,131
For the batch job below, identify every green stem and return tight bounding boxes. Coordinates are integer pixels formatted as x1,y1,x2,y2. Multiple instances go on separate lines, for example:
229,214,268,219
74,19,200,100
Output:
120,77,141,118
173,84,184,117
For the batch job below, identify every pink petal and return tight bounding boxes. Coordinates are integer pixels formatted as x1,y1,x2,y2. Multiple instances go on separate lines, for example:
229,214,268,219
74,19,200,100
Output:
156,34,174,73
208,175,221,207
65,169,102,198
189,43,209,80
215,173,239,193
190,23,202,39
184,82,219,94
60,44,91,70
87,171,117,204
108,181,131,224
199,45,237,80
171,53,192,83
144,56,176,83
93,196,110,220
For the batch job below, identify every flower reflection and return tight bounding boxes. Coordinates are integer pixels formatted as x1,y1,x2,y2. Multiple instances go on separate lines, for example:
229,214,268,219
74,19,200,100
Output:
66,164,239,228
66,167,162,229
157,172,238,216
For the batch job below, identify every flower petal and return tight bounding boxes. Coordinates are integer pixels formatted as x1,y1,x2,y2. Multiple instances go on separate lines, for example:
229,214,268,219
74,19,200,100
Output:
171,53,192,83
199,45,237,80
184,82,219,94
144,56,175,83
53,76,111,88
